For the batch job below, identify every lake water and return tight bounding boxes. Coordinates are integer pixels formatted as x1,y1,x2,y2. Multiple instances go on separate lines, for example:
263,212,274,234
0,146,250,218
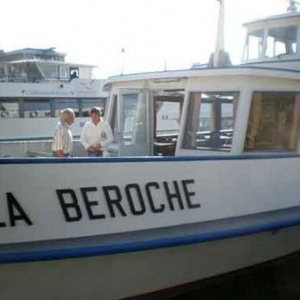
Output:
175,251,300,300
129,251,300,300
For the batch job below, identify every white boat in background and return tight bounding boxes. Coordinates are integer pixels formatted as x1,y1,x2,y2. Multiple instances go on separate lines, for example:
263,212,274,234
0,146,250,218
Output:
1,1,300,300
0,47,108,141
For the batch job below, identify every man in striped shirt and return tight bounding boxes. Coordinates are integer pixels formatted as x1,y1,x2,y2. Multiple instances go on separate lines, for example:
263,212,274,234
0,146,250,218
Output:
52,108,75,157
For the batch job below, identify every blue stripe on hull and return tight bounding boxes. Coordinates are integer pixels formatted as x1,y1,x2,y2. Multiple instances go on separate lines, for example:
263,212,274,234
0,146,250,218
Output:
0,135,80,142
1,215,300,264
1,153,300,164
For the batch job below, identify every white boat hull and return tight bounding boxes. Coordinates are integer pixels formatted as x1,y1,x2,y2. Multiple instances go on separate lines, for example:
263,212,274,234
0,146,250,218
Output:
1,155,300,299
0,225,300,300
1,155,300,244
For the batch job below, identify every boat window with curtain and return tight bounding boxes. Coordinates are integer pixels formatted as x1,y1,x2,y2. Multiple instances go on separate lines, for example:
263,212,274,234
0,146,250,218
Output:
183,92,239,151
244,92,300,152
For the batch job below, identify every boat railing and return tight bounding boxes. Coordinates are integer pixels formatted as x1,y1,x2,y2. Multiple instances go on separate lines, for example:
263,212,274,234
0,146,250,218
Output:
0,73,77,83
0,74,43,83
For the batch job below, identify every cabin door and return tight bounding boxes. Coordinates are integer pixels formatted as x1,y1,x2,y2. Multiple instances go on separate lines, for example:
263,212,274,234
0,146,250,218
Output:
117,89,153,156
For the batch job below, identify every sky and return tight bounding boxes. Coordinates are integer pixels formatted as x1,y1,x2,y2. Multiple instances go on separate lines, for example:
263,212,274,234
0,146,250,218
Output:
0,0,289,78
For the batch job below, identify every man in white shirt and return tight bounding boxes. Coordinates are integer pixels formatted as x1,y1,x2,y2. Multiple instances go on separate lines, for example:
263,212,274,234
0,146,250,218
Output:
80,107,113,157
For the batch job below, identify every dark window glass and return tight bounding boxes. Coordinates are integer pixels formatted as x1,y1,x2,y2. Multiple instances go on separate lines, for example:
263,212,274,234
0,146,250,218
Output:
24,100,51,118
54,99,79,117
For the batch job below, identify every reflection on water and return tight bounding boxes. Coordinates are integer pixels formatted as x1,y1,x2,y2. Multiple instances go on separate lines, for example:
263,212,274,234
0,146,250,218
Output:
173,251,300,300
129,251,300,300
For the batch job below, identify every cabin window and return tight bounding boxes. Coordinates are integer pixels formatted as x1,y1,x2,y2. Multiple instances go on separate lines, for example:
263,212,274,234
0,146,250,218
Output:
266,26,297,57
69,67,79,80
156,101,181,135
245,26,298,60
110,94,119,141
122,93,147,144
25,62,43,83
0,101,19,118
39,64,59,79
24,100,51,118
0,65,6,82
59,66,69,79
81,99,106,117
54,99,79,117
183,92,238,151
247,29,264,60
6,64,27,82
244,92,300,152
79,67,92,79
154,95,183,156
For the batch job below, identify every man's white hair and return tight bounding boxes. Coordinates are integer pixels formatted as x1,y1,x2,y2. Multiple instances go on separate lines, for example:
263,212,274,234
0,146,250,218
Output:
60,108,75,123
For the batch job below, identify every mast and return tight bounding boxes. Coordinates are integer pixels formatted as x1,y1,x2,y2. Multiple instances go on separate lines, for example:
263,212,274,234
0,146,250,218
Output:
213,0,225,67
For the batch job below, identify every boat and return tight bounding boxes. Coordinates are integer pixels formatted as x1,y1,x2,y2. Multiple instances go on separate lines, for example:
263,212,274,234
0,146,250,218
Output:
0,47,108,142
1,1,300,299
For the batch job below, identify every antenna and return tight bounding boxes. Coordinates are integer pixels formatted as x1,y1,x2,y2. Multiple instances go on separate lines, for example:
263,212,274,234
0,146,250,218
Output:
120,48,125,75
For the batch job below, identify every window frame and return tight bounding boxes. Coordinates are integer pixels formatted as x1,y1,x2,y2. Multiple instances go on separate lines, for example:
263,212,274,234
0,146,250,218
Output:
244,91,300,153
181,91,239,153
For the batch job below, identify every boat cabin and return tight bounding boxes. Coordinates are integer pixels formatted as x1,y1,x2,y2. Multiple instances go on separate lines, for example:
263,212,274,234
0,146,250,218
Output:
105,68,300,157
104,6,300,158
242,11,300,69
105,75,187,156
0,48,94,83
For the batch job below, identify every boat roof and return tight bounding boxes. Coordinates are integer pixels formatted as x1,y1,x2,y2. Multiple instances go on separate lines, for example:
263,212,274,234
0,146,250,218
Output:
105,66,300,89
0,59,96,68
244,11,300,29
0,47,96,68
106,6,300,87
0,47,65,62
